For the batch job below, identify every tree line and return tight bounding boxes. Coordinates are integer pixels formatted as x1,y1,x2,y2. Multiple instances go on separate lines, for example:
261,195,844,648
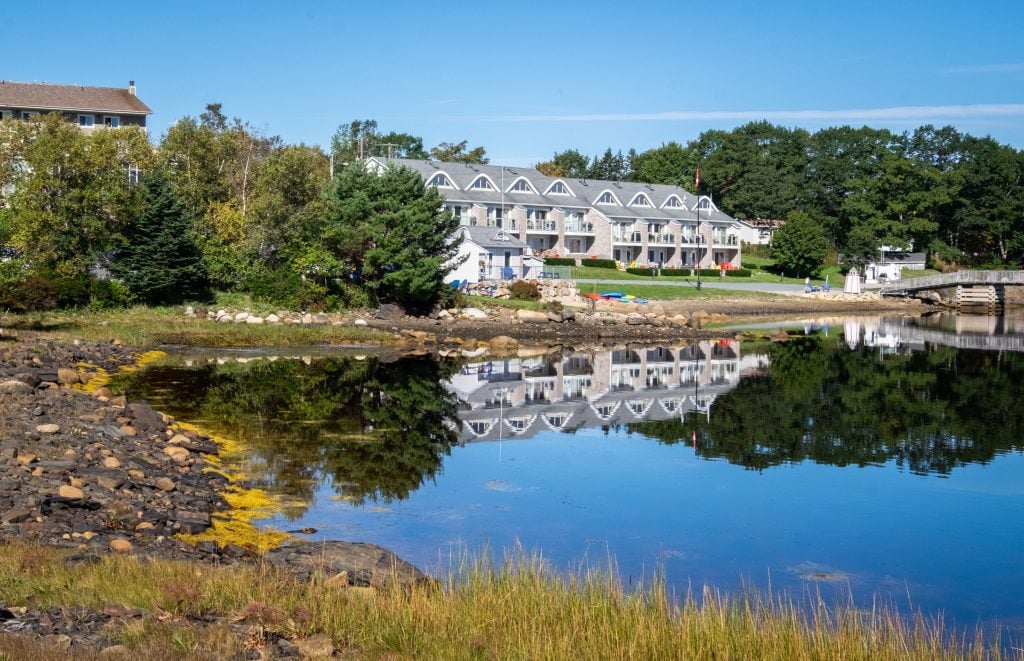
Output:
0,108,478,312
538,122,1024,269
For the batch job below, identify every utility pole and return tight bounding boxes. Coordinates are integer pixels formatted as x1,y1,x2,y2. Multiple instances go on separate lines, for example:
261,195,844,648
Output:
695,164,702,291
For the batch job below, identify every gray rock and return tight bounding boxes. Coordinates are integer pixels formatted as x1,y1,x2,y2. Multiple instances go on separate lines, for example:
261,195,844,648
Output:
462,307,488,320
0,380,34,394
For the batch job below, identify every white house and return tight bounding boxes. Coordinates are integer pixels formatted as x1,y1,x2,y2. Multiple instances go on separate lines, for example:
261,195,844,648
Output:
736,219,783,246
449,225,536,284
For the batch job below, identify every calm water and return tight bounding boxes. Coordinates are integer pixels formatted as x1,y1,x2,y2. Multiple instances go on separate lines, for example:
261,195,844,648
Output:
119,314,1024,638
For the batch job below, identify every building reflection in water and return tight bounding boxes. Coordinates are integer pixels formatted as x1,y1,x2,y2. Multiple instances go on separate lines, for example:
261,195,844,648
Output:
448,340,770,443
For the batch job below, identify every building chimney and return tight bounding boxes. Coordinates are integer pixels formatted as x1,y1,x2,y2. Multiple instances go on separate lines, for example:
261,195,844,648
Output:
128,80,136,96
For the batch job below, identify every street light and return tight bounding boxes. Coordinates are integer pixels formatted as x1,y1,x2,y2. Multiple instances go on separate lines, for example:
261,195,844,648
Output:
695,165,702,291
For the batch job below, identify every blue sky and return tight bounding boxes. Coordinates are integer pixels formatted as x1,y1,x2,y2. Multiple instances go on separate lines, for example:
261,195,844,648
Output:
7,0,1024,165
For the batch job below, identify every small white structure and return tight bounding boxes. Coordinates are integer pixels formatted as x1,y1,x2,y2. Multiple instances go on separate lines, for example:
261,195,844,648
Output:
736,219,783,246
844,268,862,294
448,225,534,285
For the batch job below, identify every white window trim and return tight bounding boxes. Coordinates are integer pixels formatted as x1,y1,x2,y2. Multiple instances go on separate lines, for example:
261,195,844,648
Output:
595,189,621,206
429,173,456,189
693,196,716,212
544,179,574,196
104,115,120,128
661,194,684,209
506,176,537,194
628,192,652,207
470,174,498,191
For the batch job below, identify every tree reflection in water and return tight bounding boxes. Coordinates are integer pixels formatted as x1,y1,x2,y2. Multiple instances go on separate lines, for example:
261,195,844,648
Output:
121,355,461,515
631,338,1024,474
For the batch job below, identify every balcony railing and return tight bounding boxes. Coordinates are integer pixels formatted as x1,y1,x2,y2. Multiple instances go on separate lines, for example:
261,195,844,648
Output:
564,221,594,233
487,219,517,230
713,235,738,246
612,232,643,244
648,233,675,245
680,235,707,245
526,219,558,232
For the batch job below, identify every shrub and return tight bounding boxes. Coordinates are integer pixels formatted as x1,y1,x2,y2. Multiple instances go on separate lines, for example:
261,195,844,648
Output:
741,261,759,271
659,268,691,277
89,279,135,309
544,300,564,313
625,268,656,277
508,280,541,301
697,268,722,277
544,257,576,266
725,269,752,277
586,258,618,269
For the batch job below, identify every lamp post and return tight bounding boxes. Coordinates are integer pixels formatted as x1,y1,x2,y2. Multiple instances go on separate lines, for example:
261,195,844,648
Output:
694,165,702,291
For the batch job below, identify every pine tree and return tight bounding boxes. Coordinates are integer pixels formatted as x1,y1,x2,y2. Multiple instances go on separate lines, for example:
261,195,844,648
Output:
113,170,211,305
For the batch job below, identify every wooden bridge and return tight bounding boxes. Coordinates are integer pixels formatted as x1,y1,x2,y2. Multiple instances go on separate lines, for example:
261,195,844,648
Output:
880,270,1024,311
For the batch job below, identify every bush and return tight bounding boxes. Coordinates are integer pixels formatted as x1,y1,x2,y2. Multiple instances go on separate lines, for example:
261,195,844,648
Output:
725,269,752,277
697,268,722,277
659,268,691,277
585,258,618,269
741,261,759,271
625,267,657,277
544,257,576,266
247,267,335,311
508,280,541,301
89,279,135,310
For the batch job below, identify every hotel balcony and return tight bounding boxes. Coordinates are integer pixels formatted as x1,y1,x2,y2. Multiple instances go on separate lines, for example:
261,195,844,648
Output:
526,219,558,232
564,221,594,234
680,235,707,246
648,233,675,245
713,234,739,246
486,219,518,230
612,231,643,244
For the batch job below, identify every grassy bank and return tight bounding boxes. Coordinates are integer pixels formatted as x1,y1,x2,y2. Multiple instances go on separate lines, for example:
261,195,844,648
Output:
0,307,392,349
576,282,777,301
0,542,1003,659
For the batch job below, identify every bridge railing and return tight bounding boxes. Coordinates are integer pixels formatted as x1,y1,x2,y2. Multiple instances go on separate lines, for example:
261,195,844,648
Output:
880,270,1024,294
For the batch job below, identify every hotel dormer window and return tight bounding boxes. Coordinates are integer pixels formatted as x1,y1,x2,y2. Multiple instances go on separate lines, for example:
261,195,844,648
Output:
630,193,652,207
664,196,683,208
546,181,572,195
509,178,535,193
597,192,616,205
429,173,454,188
471,176,494,190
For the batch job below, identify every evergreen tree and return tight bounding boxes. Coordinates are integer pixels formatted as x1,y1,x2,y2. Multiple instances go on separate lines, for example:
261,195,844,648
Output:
113,170,211,305
771,210,829,277
316,163,462,313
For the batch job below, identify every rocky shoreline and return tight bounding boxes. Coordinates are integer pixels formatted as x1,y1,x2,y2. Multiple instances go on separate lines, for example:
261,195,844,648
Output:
0,336,426,657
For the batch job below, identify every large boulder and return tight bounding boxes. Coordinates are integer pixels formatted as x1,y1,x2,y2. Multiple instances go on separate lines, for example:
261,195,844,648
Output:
489,336,519,353
516,309,549,323
462,307,488,320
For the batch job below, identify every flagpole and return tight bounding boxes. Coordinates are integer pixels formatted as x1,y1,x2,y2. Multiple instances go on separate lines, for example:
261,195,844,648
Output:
695,164,701,291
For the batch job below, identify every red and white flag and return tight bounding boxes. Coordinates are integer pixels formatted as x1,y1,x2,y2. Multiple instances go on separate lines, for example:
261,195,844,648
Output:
694,165,700,189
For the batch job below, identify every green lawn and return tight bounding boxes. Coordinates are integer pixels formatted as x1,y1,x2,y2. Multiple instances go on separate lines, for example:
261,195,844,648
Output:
576,283,776,300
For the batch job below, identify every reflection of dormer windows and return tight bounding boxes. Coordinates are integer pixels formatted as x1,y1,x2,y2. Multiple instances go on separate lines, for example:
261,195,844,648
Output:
471,176,494,190
597,191,617,205
509,178,535,193
429,173,454,188
630,193,652,207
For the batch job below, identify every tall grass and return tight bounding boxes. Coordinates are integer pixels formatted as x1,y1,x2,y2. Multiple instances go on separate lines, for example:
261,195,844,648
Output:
0,307,393,348
0,542,1007,659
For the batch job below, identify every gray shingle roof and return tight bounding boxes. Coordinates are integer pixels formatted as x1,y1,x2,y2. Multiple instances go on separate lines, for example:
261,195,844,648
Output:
460,225,528,249
0,81,152,115
377,158,735,224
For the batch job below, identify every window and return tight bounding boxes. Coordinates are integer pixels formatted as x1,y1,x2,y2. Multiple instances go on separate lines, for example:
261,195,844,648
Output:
448,205,464,223
597,192,616,205
547,181,570,195
471,176,494,190
664,196,682,208
697,198,711,210
526,208,547,220
510,178,534,193
104,116,120,128
0,109,11,120
630,193,651,207
487,206,504,226
78,114,95,127
429,173,453,188
126,164,142,185
20,111,37,121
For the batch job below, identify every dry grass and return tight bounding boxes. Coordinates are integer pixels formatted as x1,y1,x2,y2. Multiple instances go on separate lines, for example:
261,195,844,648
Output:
0,307,393,349
0,542,1010,659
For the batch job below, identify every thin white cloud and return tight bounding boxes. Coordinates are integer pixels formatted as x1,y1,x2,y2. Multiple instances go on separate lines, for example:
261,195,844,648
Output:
942,62,1024,75
491,104,1024,123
